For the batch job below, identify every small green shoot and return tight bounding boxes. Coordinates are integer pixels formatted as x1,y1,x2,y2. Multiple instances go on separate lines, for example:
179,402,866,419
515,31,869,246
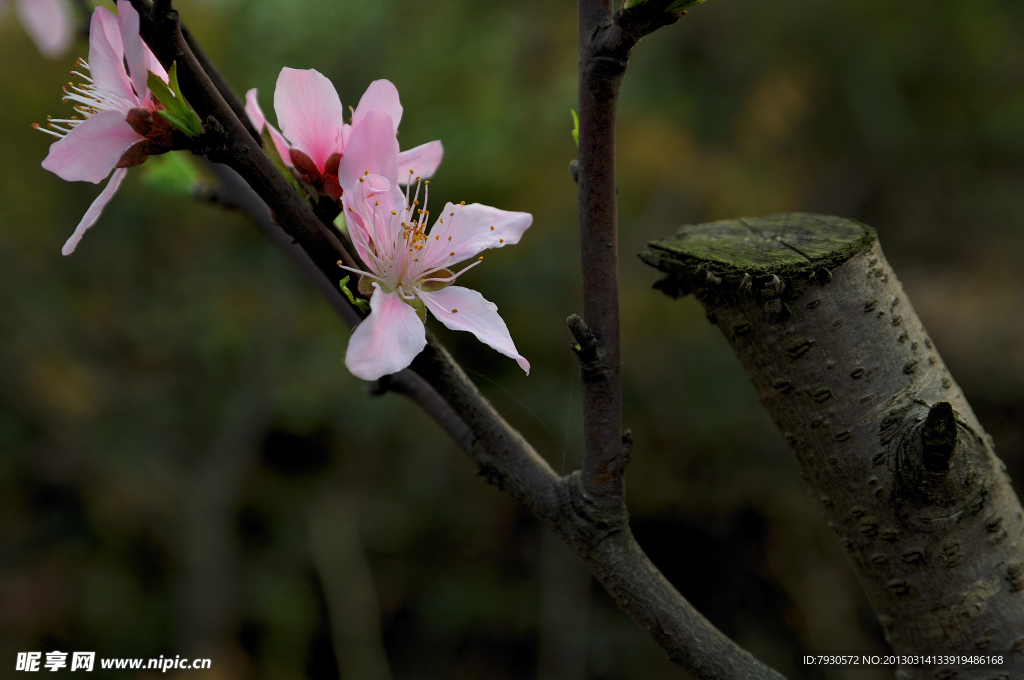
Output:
147,63,203,138
140,151,204,197
261,126,304,195
339,276,370,313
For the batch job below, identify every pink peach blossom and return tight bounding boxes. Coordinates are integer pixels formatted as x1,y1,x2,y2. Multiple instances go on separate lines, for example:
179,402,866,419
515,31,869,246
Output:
339,134,531,380
37,0,168,255
244,71,443,201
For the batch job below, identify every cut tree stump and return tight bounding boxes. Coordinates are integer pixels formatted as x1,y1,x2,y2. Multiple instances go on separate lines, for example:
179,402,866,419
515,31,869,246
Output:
641,213,1024,680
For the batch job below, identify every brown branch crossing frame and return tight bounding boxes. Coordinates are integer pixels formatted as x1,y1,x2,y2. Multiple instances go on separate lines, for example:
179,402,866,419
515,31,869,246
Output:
127,0,785,677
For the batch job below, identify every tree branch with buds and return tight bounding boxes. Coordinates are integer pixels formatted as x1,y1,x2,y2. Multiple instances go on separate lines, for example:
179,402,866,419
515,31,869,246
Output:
121,0,785,677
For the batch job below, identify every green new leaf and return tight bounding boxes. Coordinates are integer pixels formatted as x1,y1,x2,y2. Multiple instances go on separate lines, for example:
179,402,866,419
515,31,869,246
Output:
261,125,305,195
621,0,705,12
147,63,204,138
339,276,371,314
140,151,204,197
571,109,579,148
666,0,705,14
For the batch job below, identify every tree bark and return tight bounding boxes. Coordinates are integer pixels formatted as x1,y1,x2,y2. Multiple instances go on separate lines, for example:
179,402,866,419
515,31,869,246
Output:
641,213,1024,679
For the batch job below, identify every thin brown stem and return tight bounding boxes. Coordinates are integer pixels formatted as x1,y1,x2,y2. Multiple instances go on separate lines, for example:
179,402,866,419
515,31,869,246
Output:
575,0,680,505
180,24,259,143
128,0,359,281
577,0,625,505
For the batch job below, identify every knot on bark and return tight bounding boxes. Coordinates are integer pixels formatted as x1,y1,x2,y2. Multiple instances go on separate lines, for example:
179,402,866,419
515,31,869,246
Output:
558,471,629,549
616,2,682,42
889,401,987,519
922,401,958,472
567,314,612,382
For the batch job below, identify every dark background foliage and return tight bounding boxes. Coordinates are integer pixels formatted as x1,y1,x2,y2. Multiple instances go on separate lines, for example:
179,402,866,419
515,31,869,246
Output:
1,0,1022,678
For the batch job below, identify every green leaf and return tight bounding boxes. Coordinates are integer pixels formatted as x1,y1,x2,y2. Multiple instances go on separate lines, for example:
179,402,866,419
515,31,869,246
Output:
666,0,705,14
622,0,705,13
147,63,203,138
139,151,204,197
571,109,579,148
339,276,371,313
261,125,305,195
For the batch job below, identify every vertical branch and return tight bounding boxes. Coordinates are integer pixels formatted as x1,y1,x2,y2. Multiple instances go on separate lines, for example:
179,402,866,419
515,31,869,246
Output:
575,0,681,504
577,0,625,505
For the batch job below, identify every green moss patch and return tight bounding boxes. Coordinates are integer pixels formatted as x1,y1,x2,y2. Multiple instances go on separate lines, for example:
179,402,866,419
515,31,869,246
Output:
640,213,877,279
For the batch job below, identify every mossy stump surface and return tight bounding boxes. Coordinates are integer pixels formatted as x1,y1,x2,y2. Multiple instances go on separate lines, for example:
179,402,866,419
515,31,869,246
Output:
639,213,1024,678
640,213,876,291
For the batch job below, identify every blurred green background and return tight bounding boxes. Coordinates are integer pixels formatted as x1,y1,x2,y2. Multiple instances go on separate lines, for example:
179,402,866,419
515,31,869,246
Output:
2,0,1023,678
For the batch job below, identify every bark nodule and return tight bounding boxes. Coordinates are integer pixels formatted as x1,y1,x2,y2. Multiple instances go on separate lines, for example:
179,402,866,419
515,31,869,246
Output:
641,213,1024,679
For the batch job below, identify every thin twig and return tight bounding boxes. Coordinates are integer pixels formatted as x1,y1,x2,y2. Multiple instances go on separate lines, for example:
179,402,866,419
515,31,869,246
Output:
181,24,259,143
128,0,360,282
574,0,684,510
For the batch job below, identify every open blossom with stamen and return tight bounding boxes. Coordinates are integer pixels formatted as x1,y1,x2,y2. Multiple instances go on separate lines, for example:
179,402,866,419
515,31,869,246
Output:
244,70,444,201
37,0,172,255
340,165,532,381
2,0,74,59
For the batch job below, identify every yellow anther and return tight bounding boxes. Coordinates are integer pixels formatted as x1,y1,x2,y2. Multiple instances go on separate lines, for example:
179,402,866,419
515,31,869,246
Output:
450,251,455,256
452,309,458,313
459,201,466,206
489,226,494,230
499,238,504,243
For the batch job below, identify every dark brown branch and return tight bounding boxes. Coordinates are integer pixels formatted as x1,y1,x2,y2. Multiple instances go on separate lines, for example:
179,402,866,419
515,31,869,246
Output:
369,370,475,455
575,0,682,505
133,4,786,676
128,0,360,282
201,161,361,328
577,0,625,507
180,24,259,143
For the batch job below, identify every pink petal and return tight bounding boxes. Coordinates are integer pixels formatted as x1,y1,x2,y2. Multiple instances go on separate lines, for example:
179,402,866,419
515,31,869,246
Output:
352,79,402,130
273,67,344,172
398,140,444,184
342,174,402,267
245,88,292,165
116,0,148,99
42,109,144,183
144,43,167,83
344,285,427,381
419,286,529,374
87,6,136,108
14,0,72,59
423,202,532,271
62,167,128,255
337,110,399,194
